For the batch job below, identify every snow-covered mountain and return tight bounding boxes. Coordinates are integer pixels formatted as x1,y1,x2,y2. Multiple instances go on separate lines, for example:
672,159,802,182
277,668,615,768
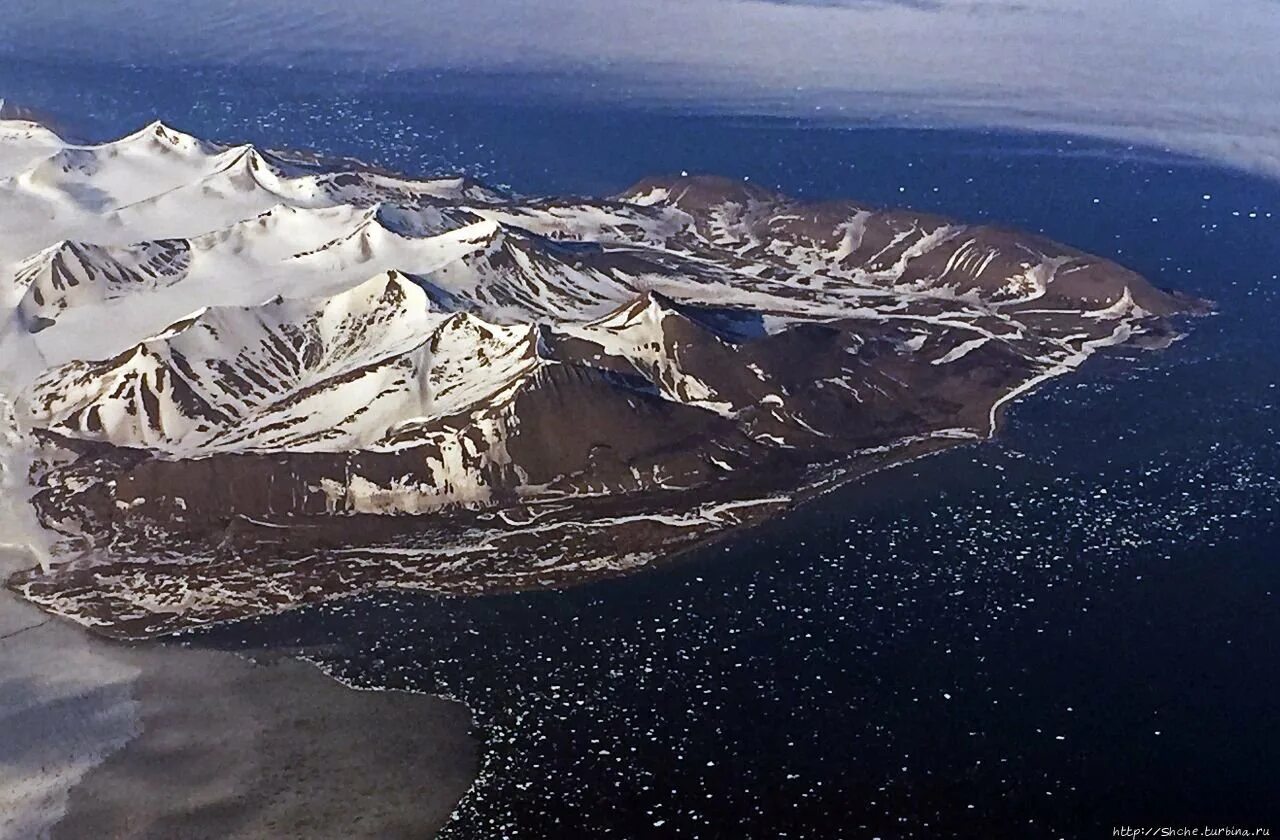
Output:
0,115,1205,637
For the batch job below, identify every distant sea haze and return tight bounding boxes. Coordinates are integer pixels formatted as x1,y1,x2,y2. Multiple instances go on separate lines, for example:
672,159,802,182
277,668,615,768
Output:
2,0,1279,179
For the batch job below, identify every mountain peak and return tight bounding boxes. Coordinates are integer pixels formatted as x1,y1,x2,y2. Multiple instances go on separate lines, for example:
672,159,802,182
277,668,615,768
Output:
590,289,768,345
618,174,780,210
118,119,214,156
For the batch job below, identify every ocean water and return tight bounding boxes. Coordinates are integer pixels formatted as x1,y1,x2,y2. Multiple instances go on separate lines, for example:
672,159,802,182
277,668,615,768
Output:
7,61,1280,838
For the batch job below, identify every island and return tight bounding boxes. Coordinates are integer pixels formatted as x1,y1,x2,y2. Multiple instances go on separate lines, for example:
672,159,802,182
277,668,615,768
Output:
0,116,1207,639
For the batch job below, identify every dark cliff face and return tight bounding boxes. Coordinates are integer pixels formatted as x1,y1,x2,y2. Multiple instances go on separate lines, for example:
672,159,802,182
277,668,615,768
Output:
3,139,1205,636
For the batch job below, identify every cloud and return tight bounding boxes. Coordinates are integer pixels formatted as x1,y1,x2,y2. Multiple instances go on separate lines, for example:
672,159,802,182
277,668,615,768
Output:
2,0,1279,178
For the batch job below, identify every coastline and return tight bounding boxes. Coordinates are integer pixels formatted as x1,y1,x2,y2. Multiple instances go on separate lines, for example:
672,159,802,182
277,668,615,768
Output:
4,351,1099,644
0,550,479,840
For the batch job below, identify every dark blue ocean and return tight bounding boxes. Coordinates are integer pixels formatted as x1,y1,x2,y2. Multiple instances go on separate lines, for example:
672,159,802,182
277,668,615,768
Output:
8,59,1279,839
